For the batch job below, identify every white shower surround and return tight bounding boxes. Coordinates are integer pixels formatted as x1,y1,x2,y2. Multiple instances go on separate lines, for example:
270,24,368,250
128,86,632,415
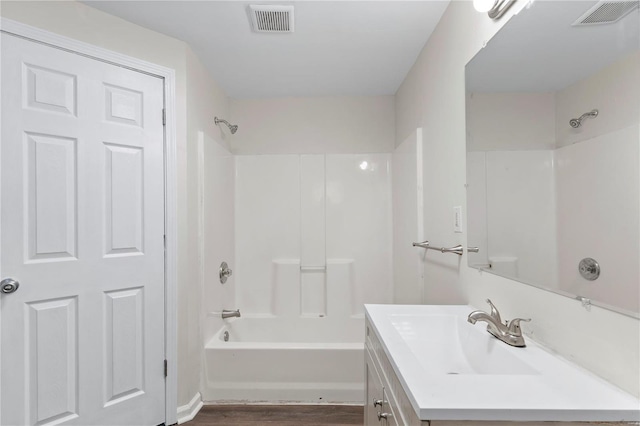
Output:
234,154,393,318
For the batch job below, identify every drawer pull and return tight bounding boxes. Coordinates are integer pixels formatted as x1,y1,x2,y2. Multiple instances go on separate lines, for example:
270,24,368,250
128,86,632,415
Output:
373,398,383,408
377,412,391,421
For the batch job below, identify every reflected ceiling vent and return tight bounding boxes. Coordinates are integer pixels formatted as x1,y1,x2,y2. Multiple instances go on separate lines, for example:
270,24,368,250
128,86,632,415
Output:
249,5,294,33
572,1,639,26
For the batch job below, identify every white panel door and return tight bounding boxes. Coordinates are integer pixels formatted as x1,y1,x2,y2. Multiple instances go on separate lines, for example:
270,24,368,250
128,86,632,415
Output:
1,34,165,426
392,128,424,304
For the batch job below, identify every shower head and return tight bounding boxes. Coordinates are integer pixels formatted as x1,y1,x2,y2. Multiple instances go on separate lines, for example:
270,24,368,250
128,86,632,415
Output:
569,109,598,128
214,117,238,134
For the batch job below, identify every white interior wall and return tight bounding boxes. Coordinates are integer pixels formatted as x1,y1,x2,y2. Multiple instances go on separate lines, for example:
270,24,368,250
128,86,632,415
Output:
467,92,556,151
229,96,395,154
555,52,640,148
0,1,232,408
395,1,639,397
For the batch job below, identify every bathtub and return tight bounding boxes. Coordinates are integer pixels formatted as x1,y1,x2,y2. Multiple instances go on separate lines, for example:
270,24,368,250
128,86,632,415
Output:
203,316,365,404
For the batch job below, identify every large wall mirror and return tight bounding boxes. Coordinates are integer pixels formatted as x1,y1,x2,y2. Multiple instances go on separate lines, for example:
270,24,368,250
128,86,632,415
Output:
465,1,639,318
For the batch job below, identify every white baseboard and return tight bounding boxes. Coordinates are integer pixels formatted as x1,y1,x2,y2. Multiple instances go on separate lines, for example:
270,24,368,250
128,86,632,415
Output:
177,392,203,425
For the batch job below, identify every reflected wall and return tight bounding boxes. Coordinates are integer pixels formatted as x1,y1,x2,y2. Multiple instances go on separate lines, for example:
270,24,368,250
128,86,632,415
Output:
467,51,640,315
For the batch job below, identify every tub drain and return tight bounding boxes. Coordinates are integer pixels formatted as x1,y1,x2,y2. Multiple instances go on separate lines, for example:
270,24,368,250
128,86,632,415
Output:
223,331,229,342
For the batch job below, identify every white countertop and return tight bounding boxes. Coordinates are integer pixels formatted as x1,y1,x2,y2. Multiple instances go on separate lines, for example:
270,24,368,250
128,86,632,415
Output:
365,304,640,422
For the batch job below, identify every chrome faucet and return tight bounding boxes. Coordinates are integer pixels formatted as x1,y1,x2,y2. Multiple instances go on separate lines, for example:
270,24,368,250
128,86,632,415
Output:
221,309,241,319
467,299,530,347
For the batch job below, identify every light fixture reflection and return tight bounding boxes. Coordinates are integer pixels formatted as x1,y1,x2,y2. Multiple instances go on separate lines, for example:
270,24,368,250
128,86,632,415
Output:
473,0,496,12
474,0,516,19
359,161,369,170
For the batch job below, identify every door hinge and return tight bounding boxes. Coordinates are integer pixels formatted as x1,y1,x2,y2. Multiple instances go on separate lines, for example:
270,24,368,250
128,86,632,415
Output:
164,359,168,378
162,108,166,126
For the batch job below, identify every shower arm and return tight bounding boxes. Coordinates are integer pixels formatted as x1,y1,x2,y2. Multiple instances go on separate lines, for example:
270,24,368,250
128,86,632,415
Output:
214,117,232,127
577,110,598,122
570,109,599,128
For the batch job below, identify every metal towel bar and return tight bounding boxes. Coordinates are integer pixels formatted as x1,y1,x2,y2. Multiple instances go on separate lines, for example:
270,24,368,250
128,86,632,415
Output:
300,266,326,272
412,240,479,256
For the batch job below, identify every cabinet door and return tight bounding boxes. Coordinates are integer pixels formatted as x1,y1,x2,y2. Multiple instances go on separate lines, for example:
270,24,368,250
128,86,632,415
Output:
365,349,385,425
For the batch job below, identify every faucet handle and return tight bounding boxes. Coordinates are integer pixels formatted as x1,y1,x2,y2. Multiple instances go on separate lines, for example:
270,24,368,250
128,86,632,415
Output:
485,299,502,323
507,318,531,335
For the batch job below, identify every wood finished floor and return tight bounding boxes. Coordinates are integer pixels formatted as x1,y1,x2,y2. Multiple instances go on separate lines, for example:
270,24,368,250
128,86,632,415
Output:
190,405,364,426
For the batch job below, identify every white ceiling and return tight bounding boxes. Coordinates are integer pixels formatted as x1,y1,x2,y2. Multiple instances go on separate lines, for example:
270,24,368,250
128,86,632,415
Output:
466,1,639,92
82,1,450,98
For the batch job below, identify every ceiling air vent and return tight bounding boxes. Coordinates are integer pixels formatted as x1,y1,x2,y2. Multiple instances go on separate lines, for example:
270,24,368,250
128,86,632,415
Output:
572,1,639,26
249,5,294,33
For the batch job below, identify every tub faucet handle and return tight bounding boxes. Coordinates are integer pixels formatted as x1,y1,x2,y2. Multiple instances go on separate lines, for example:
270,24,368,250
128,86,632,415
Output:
219,262,233,284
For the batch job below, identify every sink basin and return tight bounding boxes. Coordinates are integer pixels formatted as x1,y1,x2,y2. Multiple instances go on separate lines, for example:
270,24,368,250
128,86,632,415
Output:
366,304,640,422
390,314,538,375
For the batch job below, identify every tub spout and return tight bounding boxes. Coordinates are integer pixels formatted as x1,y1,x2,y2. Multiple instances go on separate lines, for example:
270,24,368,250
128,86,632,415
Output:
222,309,241,319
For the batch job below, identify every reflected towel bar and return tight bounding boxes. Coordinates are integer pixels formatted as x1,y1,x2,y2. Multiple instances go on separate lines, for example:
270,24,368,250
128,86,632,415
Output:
412,240,479,256
300,266,326,272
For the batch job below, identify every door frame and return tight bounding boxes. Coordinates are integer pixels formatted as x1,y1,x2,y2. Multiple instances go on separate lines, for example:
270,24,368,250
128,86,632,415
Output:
0,18,179,426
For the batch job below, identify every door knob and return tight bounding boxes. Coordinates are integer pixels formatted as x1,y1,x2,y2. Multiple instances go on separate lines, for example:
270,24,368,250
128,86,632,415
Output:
1,278,20,294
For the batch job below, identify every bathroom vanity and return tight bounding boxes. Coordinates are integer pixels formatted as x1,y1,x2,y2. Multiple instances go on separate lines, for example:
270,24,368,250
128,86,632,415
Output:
364,305,640,425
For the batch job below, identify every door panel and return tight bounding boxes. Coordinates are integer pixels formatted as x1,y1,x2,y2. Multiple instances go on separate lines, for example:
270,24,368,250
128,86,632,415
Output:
104,143,144,256
24,63,78,116
1,33,165,426
27,296,79,425
104,287,145,405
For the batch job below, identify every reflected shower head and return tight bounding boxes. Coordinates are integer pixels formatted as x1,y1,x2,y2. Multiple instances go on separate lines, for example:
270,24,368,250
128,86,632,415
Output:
214,117,238,134
569,109,598,128
569,118,581,128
